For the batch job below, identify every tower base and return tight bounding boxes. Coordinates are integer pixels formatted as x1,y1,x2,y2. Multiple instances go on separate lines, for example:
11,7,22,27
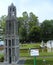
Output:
4,60,19,65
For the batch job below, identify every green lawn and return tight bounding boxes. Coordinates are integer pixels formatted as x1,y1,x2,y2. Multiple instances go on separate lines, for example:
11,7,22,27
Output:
20,43,40,49
25,57,53,65
0,43,53,64
20,43,53,65
20,48,53,57
40,52,53,56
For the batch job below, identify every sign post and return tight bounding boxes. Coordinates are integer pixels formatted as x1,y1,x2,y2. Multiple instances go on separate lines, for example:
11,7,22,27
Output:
30,49,39,65
34,56,36,65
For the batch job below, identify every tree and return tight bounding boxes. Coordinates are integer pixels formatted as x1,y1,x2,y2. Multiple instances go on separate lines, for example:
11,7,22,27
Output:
22,11,28,20
0,15,6,34
22,11,29,33
28,26,41,42
17,17,24,34
41,20,53,42
18,12,29,42
0,15,6,40
29,12,39,25
28,12,39,32
19,26,27,43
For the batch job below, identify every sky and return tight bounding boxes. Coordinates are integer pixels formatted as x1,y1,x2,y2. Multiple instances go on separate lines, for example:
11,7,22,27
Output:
0,0,53,23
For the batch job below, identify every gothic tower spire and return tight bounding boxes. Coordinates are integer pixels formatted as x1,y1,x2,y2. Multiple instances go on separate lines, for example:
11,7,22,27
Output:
4,3,19,64
8,3,16,17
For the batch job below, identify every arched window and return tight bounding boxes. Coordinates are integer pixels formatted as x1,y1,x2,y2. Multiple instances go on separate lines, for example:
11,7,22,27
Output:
9,40,11,46
9,22,11,34
9,48,11,63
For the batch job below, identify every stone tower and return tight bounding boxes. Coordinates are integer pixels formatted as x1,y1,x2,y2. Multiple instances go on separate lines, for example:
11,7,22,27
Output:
4,3,19,64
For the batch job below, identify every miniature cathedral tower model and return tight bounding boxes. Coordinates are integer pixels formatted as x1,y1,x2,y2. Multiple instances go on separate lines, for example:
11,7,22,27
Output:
4,3,19,64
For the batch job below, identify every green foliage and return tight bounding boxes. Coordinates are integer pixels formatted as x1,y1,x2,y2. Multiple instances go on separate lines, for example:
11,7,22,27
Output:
0,56,4,62
0,15,6,40
28,12,39,31
28,26,41,42
18,17,24,24
18,11,39,42
41,20,53,42
0,15,6,33
19,26,27,43
22,11,28,20
29,12,39,26
17,17,24,33
0,54,4,62
1,12,53,43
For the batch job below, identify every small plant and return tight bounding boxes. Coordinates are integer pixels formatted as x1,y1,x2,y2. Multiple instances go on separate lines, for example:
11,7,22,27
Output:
0,56,4,62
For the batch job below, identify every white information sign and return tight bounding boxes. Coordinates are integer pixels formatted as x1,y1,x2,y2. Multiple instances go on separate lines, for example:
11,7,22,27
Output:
30,49,39,56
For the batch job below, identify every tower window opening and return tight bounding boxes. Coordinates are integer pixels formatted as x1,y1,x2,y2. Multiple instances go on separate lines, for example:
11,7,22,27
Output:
9,48,11,63
9,40,11,46
9,22,11,34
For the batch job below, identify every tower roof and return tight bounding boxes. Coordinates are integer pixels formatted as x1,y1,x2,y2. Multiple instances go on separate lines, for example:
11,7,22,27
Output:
9,3,15,8
8,3,16,18
11,3,14,7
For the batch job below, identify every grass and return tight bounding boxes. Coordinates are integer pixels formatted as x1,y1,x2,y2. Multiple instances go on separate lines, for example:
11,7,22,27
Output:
20,43,53,65
0,43,53,64
20,43,53,57
20,48,53,57
20,51,53,57
40,52,53,56
20,43,40,49
25,57,53,65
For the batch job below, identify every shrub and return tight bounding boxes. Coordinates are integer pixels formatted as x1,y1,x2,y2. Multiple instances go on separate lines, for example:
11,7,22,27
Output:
0,56,4,62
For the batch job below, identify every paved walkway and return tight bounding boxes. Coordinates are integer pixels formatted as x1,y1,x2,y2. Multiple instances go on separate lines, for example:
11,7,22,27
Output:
17,59,26,65
0,58,26,65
